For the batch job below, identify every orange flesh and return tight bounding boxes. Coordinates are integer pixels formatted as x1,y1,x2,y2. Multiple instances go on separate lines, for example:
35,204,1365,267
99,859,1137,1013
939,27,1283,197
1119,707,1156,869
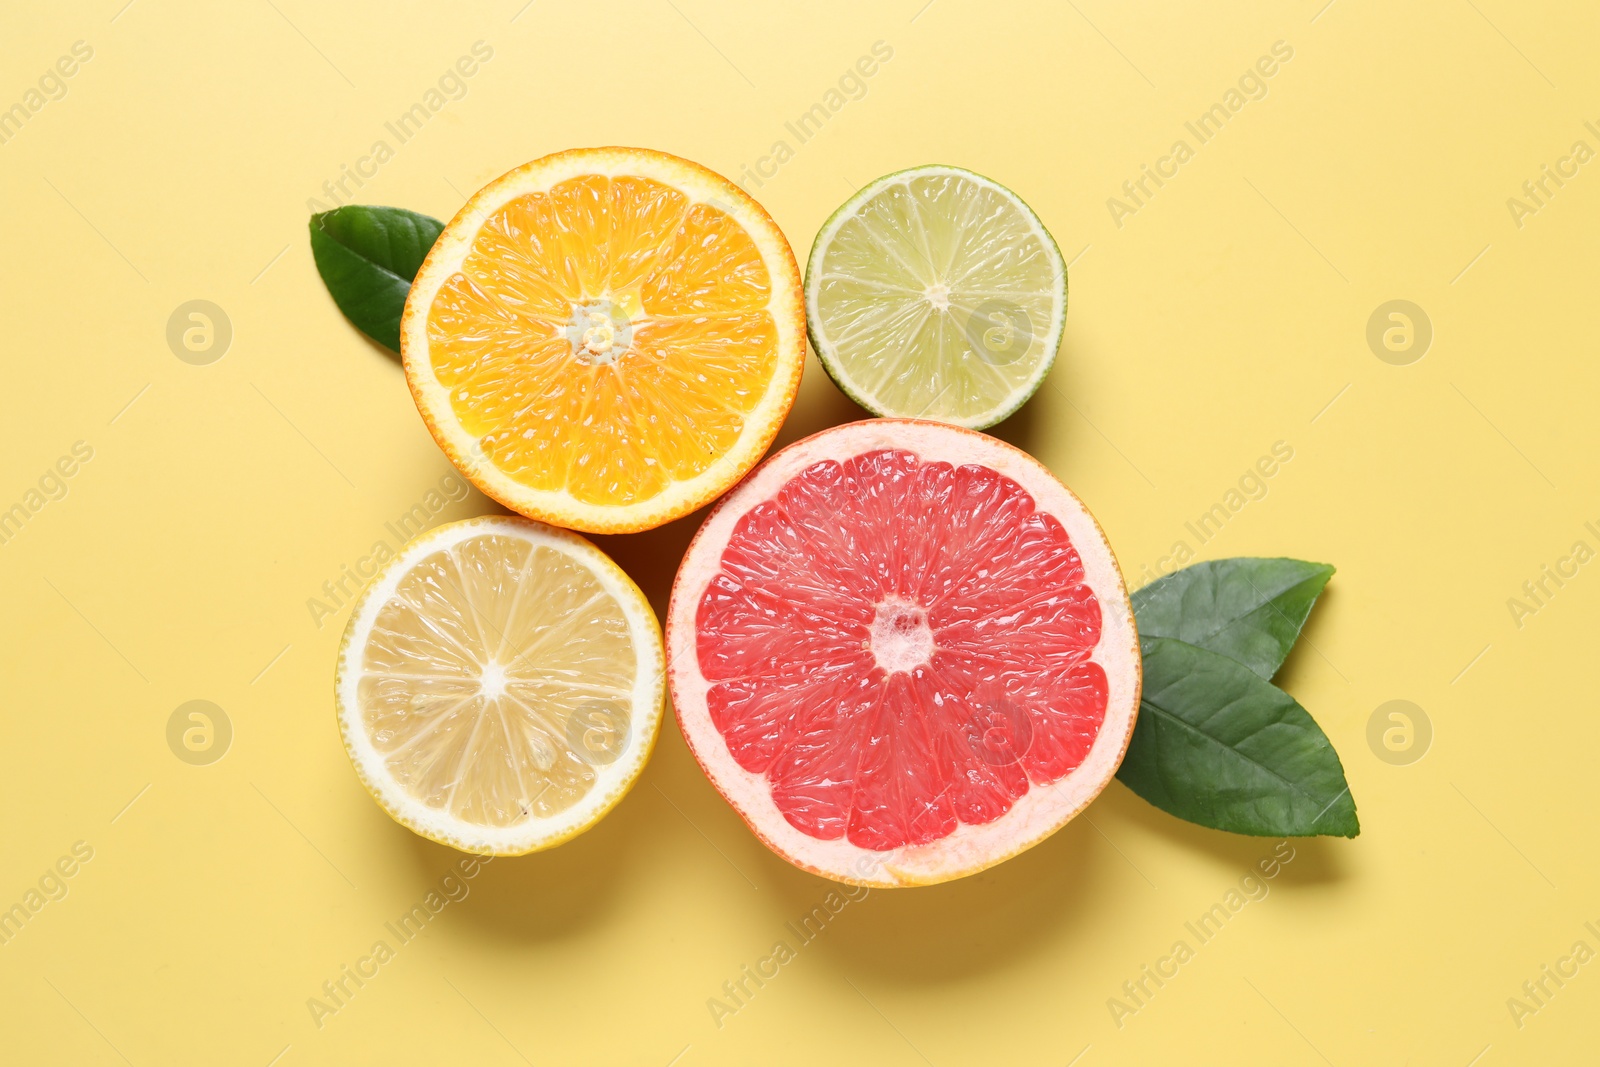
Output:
426,175,780,506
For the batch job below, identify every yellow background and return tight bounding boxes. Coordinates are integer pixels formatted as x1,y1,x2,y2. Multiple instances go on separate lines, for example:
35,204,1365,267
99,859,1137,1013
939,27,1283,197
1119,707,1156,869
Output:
3,1,1596,1063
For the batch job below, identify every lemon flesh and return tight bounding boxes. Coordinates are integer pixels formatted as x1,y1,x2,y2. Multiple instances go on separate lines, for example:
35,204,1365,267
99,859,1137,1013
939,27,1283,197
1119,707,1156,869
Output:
337,517,664,855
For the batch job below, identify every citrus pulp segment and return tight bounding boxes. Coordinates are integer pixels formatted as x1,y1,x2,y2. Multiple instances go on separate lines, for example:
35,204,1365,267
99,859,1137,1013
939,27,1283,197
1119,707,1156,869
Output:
403,148,806,534
805,165,1067,429
336,515,665,855
668,420,1139,886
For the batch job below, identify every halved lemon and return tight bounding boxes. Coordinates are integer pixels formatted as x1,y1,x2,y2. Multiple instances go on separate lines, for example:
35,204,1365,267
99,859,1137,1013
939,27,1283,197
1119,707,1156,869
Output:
403,147,806,534
335,515,665,855
806,165,1067,429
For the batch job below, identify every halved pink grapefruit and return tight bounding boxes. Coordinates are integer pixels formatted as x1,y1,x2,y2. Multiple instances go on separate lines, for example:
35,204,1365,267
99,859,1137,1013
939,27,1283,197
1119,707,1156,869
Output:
667,419,1140,886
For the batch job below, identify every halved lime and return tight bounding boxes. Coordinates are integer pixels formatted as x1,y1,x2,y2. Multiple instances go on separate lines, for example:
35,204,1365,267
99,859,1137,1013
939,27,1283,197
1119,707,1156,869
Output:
805,165,1067,429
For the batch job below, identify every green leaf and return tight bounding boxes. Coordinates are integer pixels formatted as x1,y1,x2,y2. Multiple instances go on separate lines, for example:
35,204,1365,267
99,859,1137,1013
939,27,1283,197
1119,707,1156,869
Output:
1132,557,1334,680
309,205,444,353
1117,636,1358,837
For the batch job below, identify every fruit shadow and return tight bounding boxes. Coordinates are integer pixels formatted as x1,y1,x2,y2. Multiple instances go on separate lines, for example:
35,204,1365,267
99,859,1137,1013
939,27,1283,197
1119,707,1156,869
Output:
752,782,1351,987
770,354,875,450
982,380,1044,456
753,805,1104,986
399,764,664,944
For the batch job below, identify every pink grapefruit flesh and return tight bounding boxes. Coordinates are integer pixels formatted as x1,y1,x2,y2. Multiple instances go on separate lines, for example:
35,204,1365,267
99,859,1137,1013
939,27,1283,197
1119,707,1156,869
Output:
668,419,1140,886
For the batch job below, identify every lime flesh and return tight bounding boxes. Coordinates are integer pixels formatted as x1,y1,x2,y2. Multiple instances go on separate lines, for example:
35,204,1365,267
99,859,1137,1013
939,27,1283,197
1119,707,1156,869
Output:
805,166,1066,429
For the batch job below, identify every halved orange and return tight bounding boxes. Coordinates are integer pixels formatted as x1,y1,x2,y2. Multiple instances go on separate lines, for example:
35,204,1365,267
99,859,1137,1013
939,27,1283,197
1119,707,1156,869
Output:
402,148,806,533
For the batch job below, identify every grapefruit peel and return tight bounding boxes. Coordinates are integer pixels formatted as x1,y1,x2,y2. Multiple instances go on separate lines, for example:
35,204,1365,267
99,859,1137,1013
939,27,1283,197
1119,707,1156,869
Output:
667,420,1141,887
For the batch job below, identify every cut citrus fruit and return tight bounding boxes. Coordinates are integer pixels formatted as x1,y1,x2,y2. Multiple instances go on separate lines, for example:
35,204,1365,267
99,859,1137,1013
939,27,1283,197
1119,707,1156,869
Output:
805,165,1067,429
403,147,806,534
668,419,1139,886
336,515,665,855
